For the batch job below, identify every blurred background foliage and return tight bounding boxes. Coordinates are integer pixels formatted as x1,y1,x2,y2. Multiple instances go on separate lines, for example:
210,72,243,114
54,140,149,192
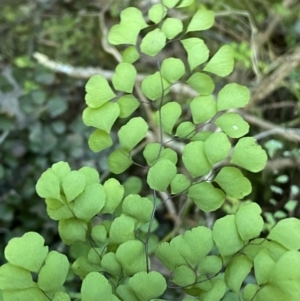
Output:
1,0,300,271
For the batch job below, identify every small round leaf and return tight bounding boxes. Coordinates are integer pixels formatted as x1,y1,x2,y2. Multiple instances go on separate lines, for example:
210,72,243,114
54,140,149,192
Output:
141,72,170,101
38,251,69,292
212,215,244,257
214,113,249,138
122,46,140,64
175,121,195,139
73,183,106,222
4,232,48,273
117,94,140,118
214,167,252,199
161,18,183,39
85,75,116,108
230,137,267,172
129,271,167,300
217,83,250,111
181,38,209,70
225,254,252,294
112,63,137,93
82,102,120,133
235,202,263,242
161,58,185,83
116,240,147,276
155,102,182,134
204,45,234,77
148,4,167,24
267,218,300,250
108,148,133,174
190,95,217,124
188,182,225,212
58,218,87,245
81,272,114,301
187,72,215,95
147,160,177,191
170,174,191,194
140,29,166,57
102,178,124,214
122,194,154,224
162,0,180,8
183,141,212,177
62,171,86,203
204,132,231,165
187,9,214,32
118,117,148,151
88,129,113,153
108,23,140,45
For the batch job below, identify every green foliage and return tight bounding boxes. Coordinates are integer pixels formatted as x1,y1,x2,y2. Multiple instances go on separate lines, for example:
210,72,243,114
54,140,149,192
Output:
1,2,299,301
0,232,69,301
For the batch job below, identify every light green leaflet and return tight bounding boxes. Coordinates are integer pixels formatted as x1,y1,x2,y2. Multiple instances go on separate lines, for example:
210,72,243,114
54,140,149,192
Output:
236,203,264,242
122,46,140,63
108,148,133,174
187,9,214,32
181,38,209,70
204,132,231,165
155,102,182,134
116,240,146,276
38,251,69,292
117,94,140,118
217,83,250,111
171,173,191,194
102,178,124,214
147,160,177,191
112,63,136,93
118,117,148,151
81,272,118,301
140,29,167,57
4,232,48,273
162,0,180,8
161,58,185,83
108,7,147,45
188,182,225,212
182,141,212,177
214,113,249,138
214,167,252,199
190,95,217,124
175,121,195,139
82,102,120,133
58,218,88,245
85,75,116,108
143,143,178,166
267,218,300,250
253,249,275,285
122,194,154,224
128,271,166,300
230,137,267,172
148,4,167,24
162,18,183,39
212,215,244,257
88,129,113,153
204,45,234,77
109,215,136,245
225,254,252,294
141,72,170,100
187,72,215,95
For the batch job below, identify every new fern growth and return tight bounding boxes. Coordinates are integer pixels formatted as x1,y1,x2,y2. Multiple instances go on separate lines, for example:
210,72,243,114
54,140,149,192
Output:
1,1,300,301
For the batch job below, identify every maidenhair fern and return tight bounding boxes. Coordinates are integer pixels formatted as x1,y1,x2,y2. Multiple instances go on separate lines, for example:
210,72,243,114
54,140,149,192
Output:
1,2,300,301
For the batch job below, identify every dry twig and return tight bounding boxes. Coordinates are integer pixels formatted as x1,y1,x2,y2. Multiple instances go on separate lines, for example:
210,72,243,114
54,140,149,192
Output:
247,46,300,109
240,110,300,143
